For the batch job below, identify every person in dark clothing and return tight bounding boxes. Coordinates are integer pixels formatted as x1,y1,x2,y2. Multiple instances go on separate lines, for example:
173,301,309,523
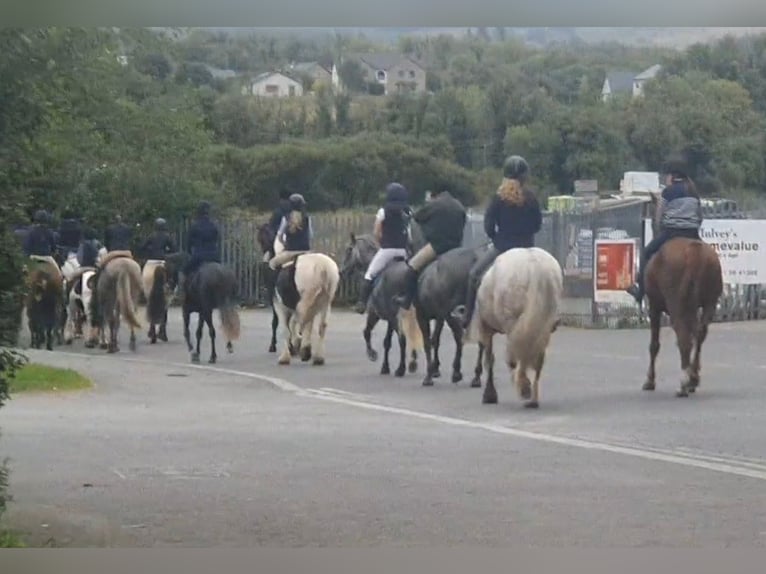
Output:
23,210,57,258
268,193,314,271
183,201,221,278
104,214,133,252
625,154,703,305
392,189,467,310
77,226,102,268
269,190,293,235
140,218,177,261
354,182,413,313
57,210,83,255
451,155,543,329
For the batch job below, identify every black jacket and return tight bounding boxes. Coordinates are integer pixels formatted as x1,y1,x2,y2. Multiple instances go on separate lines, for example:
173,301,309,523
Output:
413,192,467,254
105,222,133,251
140,231,177,261
483,188,542,252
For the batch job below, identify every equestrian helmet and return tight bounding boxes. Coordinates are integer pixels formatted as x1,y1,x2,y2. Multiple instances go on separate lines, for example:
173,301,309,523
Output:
385,182,409,208
196,200,211,216
502,155,530,181
33,209,48,224
661,153,689,179
288,193,306,209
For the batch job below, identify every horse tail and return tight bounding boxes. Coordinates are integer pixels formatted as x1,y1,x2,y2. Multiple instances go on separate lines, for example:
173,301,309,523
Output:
117,266,142,330
218,269,241,342
147,265,167,324
397,306,424,352
509,252,561,366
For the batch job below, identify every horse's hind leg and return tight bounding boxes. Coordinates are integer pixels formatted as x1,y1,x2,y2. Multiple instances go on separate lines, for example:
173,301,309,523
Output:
674,316,696,398
381,321,394,376
445,315,464,384
481,335,497,404
364,311,380,362
417,312,435,386
191,313,204,363
158,307,169,342
431,318,444,379
690,306,714,392
206,309,217,364
183,308,193,353
311,304,330,366
269,306,278,353
524,351,545,409
643,307,661,391
394,327,407,377
471,343,484,389
129,326,137,352
299,316,314,362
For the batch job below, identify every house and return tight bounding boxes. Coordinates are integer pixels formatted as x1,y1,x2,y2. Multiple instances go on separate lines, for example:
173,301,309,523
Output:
289,62,332,90
332,52,427,96
601,64,662,102
244,71,303,98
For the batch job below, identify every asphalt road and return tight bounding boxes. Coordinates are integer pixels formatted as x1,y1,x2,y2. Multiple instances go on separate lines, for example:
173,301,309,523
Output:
2,308,765,546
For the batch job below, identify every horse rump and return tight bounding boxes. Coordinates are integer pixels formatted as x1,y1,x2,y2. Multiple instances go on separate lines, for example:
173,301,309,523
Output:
147,264,168,325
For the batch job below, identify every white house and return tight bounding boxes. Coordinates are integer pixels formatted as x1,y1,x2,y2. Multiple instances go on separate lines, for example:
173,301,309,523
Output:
601,64,662,102
244,71,303,98
632,64,662,97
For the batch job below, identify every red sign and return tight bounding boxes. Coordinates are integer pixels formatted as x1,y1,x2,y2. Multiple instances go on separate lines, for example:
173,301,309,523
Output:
595,240,636,292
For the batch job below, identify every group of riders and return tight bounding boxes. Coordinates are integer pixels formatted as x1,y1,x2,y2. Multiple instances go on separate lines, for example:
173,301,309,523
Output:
15,150,704,328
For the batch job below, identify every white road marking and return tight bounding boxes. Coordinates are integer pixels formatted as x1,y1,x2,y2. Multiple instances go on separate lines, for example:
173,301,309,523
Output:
34,350,766,483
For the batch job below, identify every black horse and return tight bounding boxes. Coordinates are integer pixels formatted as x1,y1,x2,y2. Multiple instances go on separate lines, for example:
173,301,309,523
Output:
255,223,281,353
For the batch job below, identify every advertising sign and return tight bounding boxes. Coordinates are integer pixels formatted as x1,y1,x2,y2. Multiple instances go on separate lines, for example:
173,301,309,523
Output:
593,239,637,303
643,218,766,285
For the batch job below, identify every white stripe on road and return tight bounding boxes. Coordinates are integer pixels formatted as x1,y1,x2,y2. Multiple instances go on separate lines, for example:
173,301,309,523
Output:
32,350,766,483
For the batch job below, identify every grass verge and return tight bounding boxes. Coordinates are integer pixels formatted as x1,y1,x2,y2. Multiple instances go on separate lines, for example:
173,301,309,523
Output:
0,529,25,548
9,363,92,394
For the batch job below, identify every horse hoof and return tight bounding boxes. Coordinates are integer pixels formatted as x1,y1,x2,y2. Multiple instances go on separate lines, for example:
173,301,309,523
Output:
268,344,277,353
158,334,168,343
519,383,532,400
408,360,417,374
431,369,442,379
100,343,109,350
191,353,200,364
226,343,233,354
312,357,325,366
65,339,73,346
676,389,689,398
208,356,217,364
380,365,390,375
367,349,378,362
482,391,498,405
421,376,433,387
395,366,406,377
278,357,290,366
470,377,482,389
108,346,119,354
524,400,539,409
642,381,655,391
300,347,312,362
129,341,136,352
451,372,463,384
150,338,157,345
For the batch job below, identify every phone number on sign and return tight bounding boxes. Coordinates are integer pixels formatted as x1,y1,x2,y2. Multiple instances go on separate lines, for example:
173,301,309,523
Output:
725,269,758,278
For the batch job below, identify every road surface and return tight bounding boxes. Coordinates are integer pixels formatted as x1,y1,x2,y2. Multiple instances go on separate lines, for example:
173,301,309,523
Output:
2,309,765,546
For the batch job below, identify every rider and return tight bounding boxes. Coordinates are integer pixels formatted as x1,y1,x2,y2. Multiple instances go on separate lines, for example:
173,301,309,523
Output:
451,155,542,329
268,193,313,271
269,190,293,235
184,201,221,280
57,208,83,258
625,154,704,305
354,182,413,314
393,188,467,310
104,214,133,252
140,217,177,262
22,209,62,279
77,226,103,268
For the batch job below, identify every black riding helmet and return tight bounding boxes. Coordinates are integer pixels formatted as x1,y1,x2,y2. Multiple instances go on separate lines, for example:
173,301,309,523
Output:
288,193,306,210
502,155,530,182
384,182,409,209
33,209,48,224
661,153,689,179
196,200,211,217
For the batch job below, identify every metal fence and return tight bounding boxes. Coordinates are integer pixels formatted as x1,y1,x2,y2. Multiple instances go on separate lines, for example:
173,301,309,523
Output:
175,200,765,327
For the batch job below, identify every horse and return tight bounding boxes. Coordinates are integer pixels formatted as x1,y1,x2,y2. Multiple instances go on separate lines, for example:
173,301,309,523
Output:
62,246,107,344
340,232,483,387
272,252,340,367
165,254,241,364
642,230,723,398
466,247,563,409
25,257,65,351
142,257,175,344
87,252,144,353
255,223,281,353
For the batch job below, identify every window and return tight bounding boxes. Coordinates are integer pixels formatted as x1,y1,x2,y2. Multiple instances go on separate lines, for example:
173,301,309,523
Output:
288,85,296,96
409,70,415,78
398,70,404,77
265,84,279,94
376,70,386,82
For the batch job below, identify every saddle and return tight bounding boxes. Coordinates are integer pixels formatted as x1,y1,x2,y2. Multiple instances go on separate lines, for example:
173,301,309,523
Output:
98,250,133,269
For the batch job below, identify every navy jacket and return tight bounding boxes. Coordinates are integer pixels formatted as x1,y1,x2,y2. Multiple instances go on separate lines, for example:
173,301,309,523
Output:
379,206,411,250
141,231,177,261
78,239,101,267
483,188,542,252
23,224,57,257
58,219,82,250
282,213,312,252
105,222,133,251
187,216,220,261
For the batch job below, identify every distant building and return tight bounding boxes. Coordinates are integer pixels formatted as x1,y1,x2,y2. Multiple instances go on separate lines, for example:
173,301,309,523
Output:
333,52,427,95
289,62,332,90
601,64,662,101
244,71,303,98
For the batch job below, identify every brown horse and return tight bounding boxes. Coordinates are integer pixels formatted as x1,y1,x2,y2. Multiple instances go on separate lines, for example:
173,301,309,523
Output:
25,258,65,351
643,234,723,398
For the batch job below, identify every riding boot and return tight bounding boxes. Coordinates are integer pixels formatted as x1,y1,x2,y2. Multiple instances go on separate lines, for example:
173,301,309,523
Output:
393,266,418,310
355,279,374,314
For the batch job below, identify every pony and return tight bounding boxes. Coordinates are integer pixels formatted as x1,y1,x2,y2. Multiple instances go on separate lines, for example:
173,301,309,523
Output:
466,247,563,409
255,223,281,353
25,257,65,351
63,266,97,345
87,253,144,353
340,232,484,387
165,254,241,364
273,252,340,367
642,213,723,397
142,257,175,344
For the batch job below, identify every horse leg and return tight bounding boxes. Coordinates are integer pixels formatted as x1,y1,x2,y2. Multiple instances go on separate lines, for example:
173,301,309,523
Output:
299,317,314,362
364,311,380,362
471,343,484,389
418,312,435,386
394,326,407,377
269,306,278,353
190,313,203,363
206,309,217,364
524,351,545,409
148,321,157,344
183,308,193,353
481,335,497,405
431,318,444,379
158,307,169,342
312,305,329,366
108,310,119,354
509,342,531,400
643,306,661,391
64,299,76,345
689,306,713,392
381,321,394,376
445,315,464,384
674,316,695,398
276,304,293,366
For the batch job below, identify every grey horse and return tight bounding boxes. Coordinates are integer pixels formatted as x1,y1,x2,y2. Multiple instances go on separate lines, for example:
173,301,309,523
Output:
340,232,485,387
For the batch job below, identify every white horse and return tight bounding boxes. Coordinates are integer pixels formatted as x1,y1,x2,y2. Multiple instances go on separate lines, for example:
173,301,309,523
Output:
465,247,563,409
62,247,107,345
273,252,340,367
